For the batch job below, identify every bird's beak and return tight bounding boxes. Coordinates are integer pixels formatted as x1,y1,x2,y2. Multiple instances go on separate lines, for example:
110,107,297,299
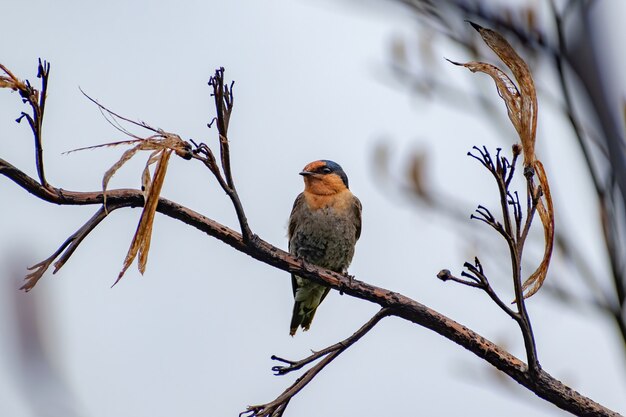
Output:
299,170,314,177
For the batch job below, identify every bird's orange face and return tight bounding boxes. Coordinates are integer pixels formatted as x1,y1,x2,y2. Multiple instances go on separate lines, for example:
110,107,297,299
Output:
300,160,348,196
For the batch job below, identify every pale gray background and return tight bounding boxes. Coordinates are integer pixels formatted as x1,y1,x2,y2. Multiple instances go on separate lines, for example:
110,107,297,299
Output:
1,1,625,416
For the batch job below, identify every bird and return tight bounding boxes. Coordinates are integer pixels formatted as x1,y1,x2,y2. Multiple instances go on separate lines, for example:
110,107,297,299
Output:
288,160,362,336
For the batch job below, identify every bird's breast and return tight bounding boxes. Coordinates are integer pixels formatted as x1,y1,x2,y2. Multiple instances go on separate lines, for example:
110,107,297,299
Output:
303,189,353,212
289,192,359,272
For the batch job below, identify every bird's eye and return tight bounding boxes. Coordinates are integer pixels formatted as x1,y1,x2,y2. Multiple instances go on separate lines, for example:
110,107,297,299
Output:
321,167,332,174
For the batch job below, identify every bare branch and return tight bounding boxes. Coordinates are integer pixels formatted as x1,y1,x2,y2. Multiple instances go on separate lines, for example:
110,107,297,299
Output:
243,308,392,417
437,268,483,288
2,59,51,188
193,68,254,243
460,146,541,373
1,154,619,415
21,203,124,291
1,60,621,416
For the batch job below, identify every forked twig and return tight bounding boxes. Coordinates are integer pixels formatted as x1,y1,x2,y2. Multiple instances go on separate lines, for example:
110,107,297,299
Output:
4,59,51,188
191,68,255,243
443,145,541,374
21,202,127,291
241,308,392,417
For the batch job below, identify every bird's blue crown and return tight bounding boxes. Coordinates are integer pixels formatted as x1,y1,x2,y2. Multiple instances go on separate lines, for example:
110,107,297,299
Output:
321,160,349,189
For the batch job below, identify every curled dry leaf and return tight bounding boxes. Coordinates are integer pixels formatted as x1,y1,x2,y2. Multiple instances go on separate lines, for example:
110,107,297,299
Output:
114,148,172,285
522,161,554,298
449,22,553,298
67,132,191,285
68,91,193,285
448,22,537,165
470,22,537,165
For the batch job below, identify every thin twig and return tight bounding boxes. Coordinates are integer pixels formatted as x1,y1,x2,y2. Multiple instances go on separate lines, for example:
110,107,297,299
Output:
21,203,124,291
79,87,161,135
34,59,50,188
437,268,483,288
242,308,392,417
465,146,541,374
199,68,254,243
462,258,517,319
9,59,51,188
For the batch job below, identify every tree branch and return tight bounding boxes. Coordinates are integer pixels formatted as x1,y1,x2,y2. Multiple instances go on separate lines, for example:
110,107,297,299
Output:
21,203,124,291
2,59,51,188
0,156,620,416
1,60,621,416
465,146,541,374
242,308,392,417
192,68,255,243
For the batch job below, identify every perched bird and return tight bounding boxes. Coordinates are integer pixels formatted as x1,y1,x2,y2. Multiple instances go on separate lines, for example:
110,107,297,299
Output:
288,160,362,336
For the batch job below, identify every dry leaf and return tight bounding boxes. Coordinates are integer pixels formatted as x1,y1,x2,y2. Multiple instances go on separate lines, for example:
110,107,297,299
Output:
102,142,146,209
470,22,537,165
450,22,553,299
114,148,172,285
0,63,28,91
449,22,537,165
0,78,16,89
67,133,189,211
67,132,190,285
521,161,554,298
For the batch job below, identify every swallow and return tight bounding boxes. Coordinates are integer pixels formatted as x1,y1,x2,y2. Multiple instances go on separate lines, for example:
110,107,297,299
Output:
288,160,362,335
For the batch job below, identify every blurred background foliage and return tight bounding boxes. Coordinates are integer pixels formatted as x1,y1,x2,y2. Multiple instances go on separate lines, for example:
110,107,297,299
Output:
375,0,626,360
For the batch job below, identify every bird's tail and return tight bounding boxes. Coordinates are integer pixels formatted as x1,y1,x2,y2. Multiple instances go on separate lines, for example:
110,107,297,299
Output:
289,301,318,336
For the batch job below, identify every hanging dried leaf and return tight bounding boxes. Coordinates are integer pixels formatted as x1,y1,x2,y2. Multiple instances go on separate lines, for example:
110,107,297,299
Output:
450,22,537,166
142,150,165,199
114,148,172,285
103,142,145,209
67,133,190,211
469,22,538,166
450,22,553,299
66,131,190,285
521,161,554,298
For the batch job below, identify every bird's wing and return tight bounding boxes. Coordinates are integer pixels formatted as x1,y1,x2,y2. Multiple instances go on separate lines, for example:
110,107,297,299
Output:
288,192,306,246
291,274,298,297
353,195,362,241
289,193,306,298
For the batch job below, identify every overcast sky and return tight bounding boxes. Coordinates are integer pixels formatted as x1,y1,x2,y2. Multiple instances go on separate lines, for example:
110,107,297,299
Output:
1,1,625,417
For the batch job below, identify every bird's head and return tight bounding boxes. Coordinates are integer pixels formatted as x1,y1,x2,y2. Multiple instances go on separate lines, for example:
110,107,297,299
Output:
300,160,349,195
